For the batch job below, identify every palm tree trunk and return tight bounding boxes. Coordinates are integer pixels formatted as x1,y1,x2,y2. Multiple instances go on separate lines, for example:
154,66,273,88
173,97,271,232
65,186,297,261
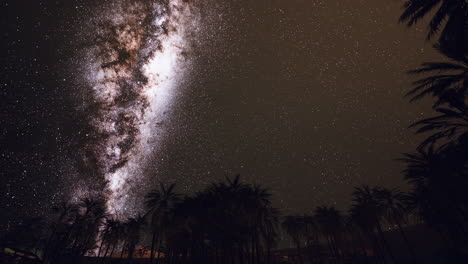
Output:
295,242,304,264
250,237,255,264
376,222,397,264
396,222,418,264
81,230,96,258
238,243,244,264
155,237,163,264
356,230,370,260
255,234,261,264
150,231,157,264
267,244,271,264
120,241,127,259
331,235,341,264
110,243,116,258
367,229,386,264
325,236,333,260
97,236,105,258
101,243,111,264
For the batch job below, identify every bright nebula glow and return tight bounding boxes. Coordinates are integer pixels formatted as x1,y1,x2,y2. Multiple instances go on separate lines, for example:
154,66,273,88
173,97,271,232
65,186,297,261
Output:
77,0,199,217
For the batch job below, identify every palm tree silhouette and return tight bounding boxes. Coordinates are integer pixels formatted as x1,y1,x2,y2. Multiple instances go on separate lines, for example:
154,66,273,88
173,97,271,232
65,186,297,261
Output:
375,187,418,264
43,201,77,263
411,107,468,147
399,0,467,56
122,215,145,261
61,197,106,260
282,215,305,264
145,182,181,264
97,218,121,260
259,206,280,264
406,43,468,147
407,45,467,109
314,206,343,263
351,185,397,263
246,185,279,264
401,142,468,253
136,175,279,264
77,198,107,258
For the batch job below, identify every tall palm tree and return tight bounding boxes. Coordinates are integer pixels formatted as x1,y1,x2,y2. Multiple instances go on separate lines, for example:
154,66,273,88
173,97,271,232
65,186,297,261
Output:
375,187,418,264
302,215,319,246
314,206,343,263
43,201,77,262
259,207,280,264
399,0,467,56
205,175,254,264
145,182,181,264
246,185,279,264
139,177,278,264
123,215,145,260
64,197,106,259
282,215,305,264
77,198,107,258
351,185,396,263
300,215,321,264
400,143,468,251
97,218,118,259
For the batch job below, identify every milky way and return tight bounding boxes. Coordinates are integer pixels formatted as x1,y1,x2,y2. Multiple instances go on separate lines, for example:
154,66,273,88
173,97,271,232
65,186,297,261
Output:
76,0,199,217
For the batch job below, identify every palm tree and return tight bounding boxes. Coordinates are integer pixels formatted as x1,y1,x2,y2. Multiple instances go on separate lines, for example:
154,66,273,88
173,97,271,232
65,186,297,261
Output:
204,175,253,264
400,143,468,252
282,215,305,264
375,187,418,264
351,185,396,263
406,44,468,147
344,215,370,259
399,0,467,56
139,177,278,264
411,107,468,147
107,220,125,259
300,215,321,264
259,207,280,264
77,198,107,258
43,201,77,262
407,45,468,110
247,185,279,264
123,215,145,260
145,182,181,264
314,206,343,263
97,218,119,259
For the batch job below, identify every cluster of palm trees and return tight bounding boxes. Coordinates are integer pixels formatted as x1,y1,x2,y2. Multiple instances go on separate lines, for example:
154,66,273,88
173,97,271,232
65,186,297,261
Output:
41,198,108,263
400,0,468,147
279,3,468,263
142,175,280,264
0,196,148,264
281,186,416,264
6,175,280,264
41,198,151,264
400,0,468,258
399,0,468,260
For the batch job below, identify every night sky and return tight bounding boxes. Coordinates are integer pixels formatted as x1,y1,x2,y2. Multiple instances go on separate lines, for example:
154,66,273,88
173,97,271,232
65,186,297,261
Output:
1,0,440,229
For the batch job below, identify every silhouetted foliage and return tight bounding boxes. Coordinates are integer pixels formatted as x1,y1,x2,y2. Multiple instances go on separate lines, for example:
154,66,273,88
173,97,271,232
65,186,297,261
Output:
399,0,468,56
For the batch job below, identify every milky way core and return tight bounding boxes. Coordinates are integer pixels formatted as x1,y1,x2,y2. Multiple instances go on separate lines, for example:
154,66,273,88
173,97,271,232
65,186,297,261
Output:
76,0,199,217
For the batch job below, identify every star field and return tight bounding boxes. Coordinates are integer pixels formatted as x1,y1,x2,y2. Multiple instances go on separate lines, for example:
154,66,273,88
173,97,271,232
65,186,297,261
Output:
1,0,441,231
